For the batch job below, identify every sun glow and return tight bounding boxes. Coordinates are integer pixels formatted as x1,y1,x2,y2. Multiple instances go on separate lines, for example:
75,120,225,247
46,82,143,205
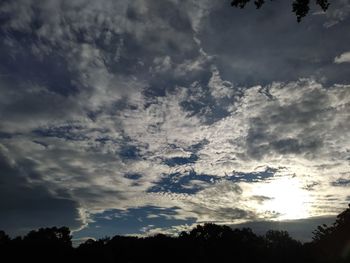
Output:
252,176,312,220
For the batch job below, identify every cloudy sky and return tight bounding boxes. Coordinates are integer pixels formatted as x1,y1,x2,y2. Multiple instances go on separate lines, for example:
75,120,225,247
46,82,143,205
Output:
0,0,349,241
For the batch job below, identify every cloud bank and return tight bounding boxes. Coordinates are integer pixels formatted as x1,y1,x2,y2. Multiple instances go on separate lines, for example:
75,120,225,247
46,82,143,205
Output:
0,0,349,237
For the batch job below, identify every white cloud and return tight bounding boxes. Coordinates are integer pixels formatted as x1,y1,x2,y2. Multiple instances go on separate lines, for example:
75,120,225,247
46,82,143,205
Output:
334,51,350,64
1,75,350,232
208,66,235,99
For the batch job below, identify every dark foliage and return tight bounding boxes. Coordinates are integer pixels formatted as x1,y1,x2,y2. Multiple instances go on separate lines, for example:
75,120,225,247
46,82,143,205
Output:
310,204,350,262
0,204,349,263
0,226,73,263
231,0,330,22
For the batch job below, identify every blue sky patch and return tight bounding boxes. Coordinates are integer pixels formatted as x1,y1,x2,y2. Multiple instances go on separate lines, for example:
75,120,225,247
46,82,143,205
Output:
74,206,196,239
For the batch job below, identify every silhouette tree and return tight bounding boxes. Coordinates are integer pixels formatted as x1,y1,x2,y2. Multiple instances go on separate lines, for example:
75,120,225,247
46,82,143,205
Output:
231,0,330,22
264,230,302,262
21,227,73,263
2,205,350,263
311,204,350,262
0,230,10,245
23,226,72,246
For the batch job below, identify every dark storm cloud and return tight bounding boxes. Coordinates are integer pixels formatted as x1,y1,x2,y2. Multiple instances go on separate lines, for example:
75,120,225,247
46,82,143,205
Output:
0,0,203,116
0,75,81,133
243,83,332,160
246,121,323,159
198,1,350,86
0,147,82,236
0,32,78,97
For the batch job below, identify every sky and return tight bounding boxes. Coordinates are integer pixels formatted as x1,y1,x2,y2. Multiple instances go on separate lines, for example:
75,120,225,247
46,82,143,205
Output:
0,0,349,242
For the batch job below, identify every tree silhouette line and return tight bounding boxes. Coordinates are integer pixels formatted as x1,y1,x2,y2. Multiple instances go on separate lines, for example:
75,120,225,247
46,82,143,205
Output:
0,204,349,263
231,0,331,22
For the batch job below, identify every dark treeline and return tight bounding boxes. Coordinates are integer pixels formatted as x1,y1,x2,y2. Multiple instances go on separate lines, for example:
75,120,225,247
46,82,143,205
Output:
1,204,349,263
